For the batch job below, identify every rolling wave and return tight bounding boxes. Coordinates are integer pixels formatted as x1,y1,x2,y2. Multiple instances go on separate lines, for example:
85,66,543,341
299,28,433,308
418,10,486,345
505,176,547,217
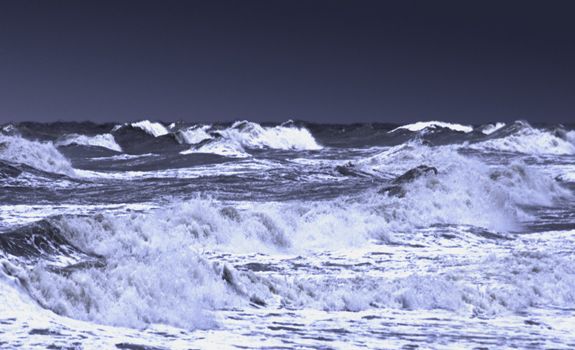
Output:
389,121,474,134
180,121,322,157
113,120,170,137
480,122,506,135
0,135,76,176
174,125,212,145
469,121,575,155
4,179,573,329
56,133,122,152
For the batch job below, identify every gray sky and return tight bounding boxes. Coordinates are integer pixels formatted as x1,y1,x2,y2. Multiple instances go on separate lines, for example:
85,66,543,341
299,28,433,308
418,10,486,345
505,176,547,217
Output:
0,0,574,124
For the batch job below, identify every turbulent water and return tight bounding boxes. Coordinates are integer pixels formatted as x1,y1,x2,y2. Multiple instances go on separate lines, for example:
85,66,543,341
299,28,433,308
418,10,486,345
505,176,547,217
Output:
1,119,575,349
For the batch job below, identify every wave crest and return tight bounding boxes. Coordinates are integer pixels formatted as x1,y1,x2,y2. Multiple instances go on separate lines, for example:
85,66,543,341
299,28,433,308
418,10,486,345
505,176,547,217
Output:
353,142,570,230
175,125,212,145
113,120,169,137
470,122,575,155
389,121,473,134
56,134,122,152
14,194,575,329
0,135,76,176
181,121,322,157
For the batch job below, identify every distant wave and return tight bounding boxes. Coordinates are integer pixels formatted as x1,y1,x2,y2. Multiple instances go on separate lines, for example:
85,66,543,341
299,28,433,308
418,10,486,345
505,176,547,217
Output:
56,133,122,152
0,135,76,176
469,121,575,155
1,123,17,134
389,121,474,133
181,139,250,158
175,125,212,145
479,122,506,135
113,120,170,137
108,120,321,157
181,121,322,157
219,120,322,150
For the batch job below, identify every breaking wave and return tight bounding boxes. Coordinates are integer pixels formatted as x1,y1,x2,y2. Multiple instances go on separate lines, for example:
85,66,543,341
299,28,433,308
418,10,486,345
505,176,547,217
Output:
181,121,322,157
0,135,76,176
6,174,572,329
56,133,122,152
217,121,322,150
469,122,575,155
181,140,249,158
480,122,506,135
357,142,569,215
389,121,473,134
113,120,170,137
175,125,212,145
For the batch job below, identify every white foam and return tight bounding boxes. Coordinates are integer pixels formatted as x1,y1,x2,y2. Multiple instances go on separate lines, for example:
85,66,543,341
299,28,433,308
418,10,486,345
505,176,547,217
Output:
27,251,228,329
221,121,322,150
390,121,473,133
17,198,575,331
88,153,154,161
565,130,575,144
481,122,506,135
0,135,76,176
126,120,169,137
354,142,570,229
9,198,387,329
20,205,280,329
0,203,156,228
1,123,16,134
180,140,250,158
75,158,276,180
56,133,122,152
556,170,575,183
175,125,213,145
279,249,575,316
471,124,575,155
180,121,322,157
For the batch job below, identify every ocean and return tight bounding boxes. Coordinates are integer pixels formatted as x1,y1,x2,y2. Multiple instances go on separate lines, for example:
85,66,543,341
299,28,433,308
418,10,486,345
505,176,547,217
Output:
0,119,574,349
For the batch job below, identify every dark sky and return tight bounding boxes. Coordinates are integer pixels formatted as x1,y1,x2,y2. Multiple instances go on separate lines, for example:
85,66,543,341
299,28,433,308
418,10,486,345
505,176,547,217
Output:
0,0,574,124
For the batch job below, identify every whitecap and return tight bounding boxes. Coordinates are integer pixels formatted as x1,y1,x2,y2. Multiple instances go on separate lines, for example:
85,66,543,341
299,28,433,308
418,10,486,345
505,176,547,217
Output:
56,133,122,152
481,122,506,135
389,121,473,134
175,125,213,144
129,120,169,137
180,139,250,158
470,122,575,155
113,120,169,137
180,121,322,157
220,121,322,150
0,135,76,176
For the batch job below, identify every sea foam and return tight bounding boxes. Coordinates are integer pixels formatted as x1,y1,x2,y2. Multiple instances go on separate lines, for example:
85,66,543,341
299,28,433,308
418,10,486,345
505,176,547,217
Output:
0,135,76,176
181,121,322,157
389,121,474,134
470,122,575,155
56,133,122,152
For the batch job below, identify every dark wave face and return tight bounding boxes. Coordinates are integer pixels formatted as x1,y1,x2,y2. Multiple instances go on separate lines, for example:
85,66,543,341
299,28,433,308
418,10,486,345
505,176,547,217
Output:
1,119,575,349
